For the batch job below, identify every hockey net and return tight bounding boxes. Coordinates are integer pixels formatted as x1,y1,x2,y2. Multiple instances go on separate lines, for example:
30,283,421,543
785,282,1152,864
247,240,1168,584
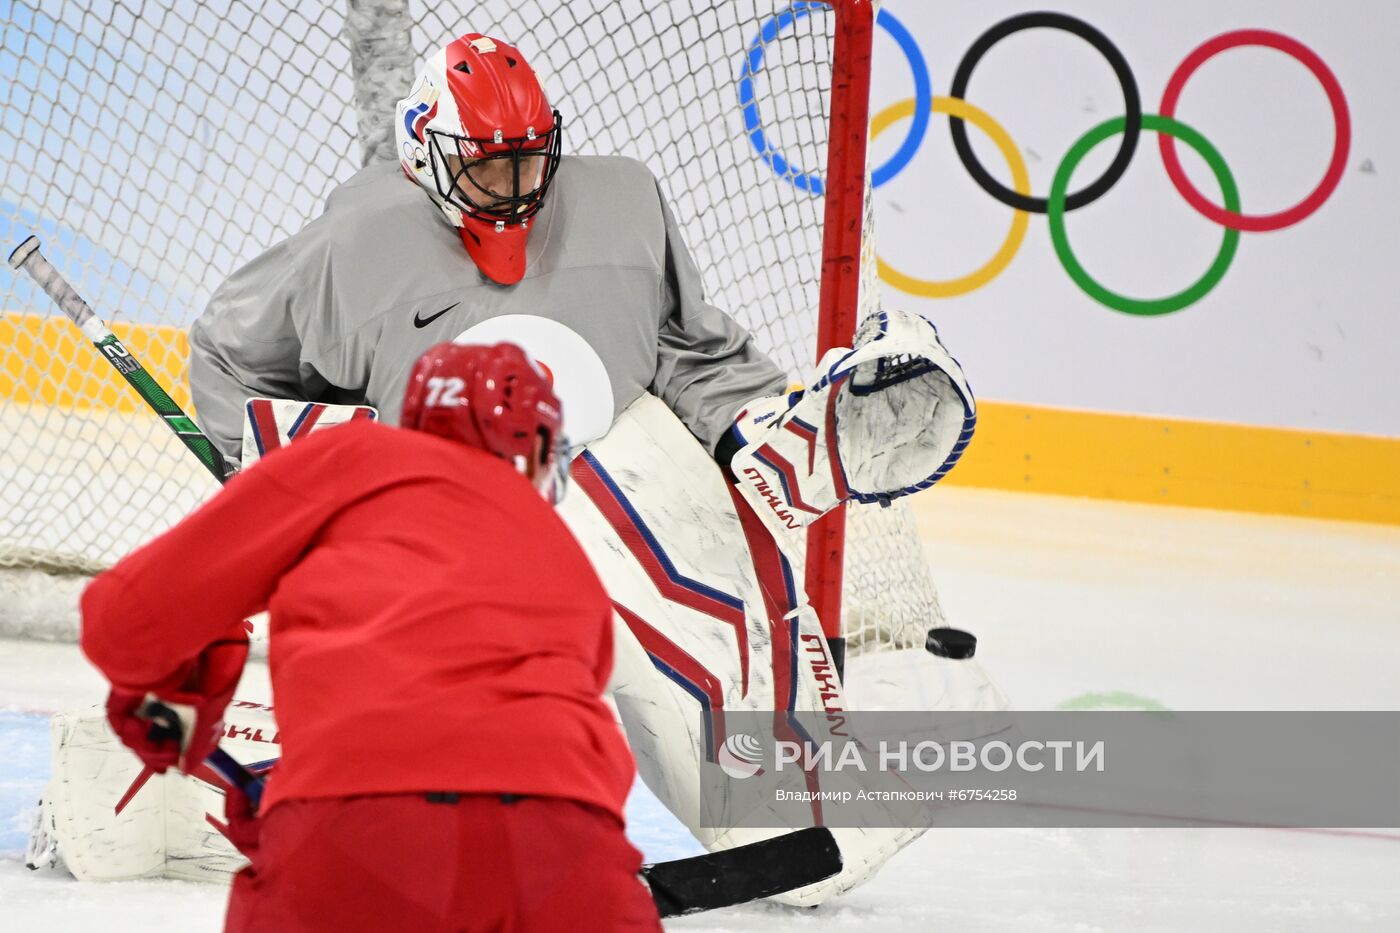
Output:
0,0,943,652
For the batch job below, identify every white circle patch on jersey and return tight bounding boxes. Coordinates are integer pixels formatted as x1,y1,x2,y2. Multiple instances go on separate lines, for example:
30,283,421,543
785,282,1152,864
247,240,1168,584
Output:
453,315,616,444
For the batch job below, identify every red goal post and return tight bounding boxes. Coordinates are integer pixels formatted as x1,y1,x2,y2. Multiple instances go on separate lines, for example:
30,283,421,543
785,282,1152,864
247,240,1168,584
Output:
810,0,876,664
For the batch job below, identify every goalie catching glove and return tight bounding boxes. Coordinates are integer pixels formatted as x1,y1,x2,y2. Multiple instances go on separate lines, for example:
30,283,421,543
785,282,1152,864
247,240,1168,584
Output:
729,309,974,537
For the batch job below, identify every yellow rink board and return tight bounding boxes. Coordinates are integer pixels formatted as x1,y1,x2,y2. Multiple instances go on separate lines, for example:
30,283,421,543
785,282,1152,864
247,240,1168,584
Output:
4,313,1396,525
1,311,192,413
946,402,1400,526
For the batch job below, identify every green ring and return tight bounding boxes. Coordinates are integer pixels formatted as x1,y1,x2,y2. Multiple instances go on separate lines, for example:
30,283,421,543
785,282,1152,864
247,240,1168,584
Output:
1048,114,1241,316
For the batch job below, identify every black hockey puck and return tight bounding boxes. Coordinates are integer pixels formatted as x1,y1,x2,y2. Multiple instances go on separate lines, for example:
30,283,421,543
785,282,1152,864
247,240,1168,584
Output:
925,627,977,660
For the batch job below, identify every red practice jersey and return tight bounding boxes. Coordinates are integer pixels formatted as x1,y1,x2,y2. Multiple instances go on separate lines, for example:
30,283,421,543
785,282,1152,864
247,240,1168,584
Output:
81,420,634,819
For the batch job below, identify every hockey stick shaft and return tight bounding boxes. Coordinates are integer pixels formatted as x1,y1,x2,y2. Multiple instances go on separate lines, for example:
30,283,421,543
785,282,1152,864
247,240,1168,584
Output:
7,235,231,483
206,746,265,807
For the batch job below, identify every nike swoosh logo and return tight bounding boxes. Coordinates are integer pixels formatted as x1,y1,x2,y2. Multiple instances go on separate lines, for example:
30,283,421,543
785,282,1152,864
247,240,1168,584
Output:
413,302,460,329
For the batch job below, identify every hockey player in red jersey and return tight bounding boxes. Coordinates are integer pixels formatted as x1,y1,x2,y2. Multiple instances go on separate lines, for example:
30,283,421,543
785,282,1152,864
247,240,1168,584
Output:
80,341,661,933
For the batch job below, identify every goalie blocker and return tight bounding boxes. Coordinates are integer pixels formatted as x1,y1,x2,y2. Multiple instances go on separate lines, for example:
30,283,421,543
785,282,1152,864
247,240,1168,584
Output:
728,309,975,539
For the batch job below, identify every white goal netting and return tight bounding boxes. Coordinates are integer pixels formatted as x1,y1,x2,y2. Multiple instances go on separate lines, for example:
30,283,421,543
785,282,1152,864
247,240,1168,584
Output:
0,0,942,652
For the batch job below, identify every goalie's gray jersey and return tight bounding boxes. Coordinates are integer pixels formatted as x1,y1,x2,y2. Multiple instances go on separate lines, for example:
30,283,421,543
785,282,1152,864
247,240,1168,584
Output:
189,156,787,459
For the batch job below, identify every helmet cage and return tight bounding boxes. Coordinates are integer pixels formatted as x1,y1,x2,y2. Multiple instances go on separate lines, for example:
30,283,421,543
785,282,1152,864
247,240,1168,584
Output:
426,113,563,226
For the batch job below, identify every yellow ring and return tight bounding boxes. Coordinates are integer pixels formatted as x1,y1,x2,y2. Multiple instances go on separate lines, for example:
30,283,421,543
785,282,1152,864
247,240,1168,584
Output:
873,96,1031,298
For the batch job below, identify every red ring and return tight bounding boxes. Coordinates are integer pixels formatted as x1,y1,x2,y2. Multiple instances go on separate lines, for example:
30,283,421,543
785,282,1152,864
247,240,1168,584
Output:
1158,29,1350,232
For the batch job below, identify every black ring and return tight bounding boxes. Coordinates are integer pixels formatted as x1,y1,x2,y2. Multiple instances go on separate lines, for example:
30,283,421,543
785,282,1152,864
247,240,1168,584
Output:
948,12,1142,214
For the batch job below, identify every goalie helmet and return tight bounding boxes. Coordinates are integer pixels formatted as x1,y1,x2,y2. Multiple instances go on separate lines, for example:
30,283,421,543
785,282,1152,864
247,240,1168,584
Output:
395,33,562,286
401,341,569,502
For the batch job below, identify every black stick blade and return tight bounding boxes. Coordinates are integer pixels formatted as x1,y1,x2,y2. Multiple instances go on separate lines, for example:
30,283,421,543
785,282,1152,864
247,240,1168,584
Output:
643,827,842,918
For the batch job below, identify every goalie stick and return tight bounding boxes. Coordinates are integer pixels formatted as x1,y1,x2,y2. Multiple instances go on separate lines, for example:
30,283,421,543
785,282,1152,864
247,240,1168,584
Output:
8,233,844,914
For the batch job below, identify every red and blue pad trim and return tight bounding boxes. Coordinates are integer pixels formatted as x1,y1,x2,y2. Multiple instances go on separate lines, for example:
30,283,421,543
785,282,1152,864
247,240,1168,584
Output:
245,399,377,459
573,449,752,695
614,601,726,761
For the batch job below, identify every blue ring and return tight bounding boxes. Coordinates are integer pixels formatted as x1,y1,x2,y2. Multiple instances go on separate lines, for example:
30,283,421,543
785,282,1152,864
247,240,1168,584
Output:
738,4,932,194
871,8,931,188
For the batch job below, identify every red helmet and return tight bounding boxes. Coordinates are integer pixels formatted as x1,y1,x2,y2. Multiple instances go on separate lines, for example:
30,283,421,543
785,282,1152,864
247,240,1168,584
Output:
395,34,562,285
401,341,569,500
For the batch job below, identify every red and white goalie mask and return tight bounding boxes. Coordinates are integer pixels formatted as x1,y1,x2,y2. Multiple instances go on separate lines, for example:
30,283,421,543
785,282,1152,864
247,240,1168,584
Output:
395,34,562,285
401,341,570,502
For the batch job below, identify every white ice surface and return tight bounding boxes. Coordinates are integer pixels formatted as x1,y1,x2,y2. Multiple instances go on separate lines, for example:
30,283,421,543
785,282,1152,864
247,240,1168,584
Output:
3,487,1400,931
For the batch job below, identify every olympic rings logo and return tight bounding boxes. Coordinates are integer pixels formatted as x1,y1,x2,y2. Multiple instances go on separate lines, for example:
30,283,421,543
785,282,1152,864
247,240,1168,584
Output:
740,8,1351,315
